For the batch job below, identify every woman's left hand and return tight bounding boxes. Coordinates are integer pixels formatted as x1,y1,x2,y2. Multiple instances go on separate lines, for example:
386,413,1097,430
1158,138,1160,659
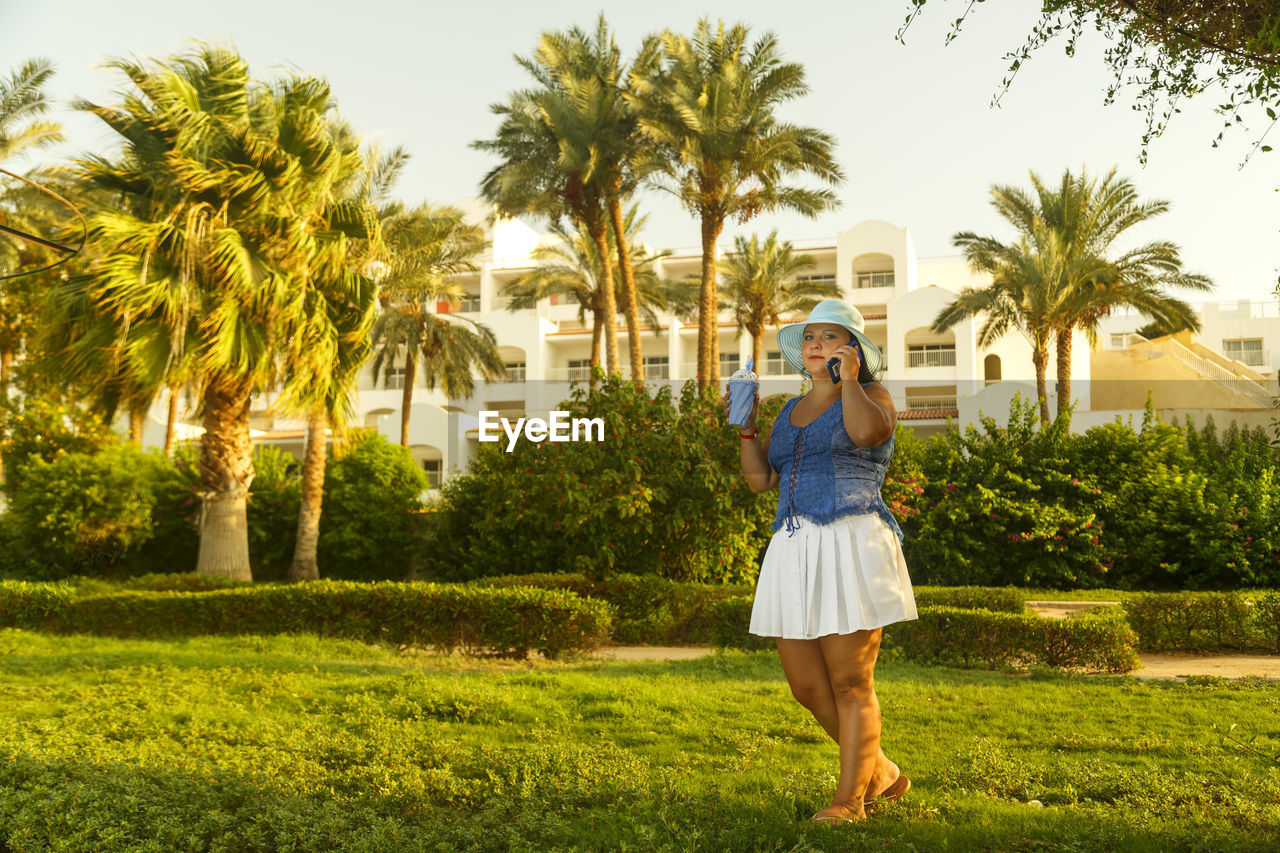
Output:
833,344,862,383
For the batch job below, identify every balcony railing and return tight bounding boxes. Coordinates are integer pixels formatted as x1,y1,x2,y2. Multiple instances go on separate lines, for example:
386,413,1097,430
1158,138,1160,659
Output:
906,349,957,368
904,396,958,411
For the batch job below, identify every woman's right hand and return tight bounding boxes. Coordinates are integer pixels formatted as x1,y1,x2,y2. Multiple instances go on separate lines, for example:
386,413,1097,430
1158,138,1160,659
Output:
722,388,759,431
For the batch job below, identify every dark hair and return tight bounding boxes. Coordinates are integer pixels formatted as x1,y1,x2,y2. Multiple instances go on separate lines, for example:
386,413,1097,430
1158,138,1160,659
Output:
853,340,876,385
838,328,876,385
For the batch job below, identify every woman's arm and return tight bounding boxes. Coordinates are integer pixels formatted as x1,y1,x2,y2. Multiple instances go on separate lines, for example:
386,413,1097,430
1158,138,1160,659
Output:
842,381,896,447
831,343,896,446
724,390,780,493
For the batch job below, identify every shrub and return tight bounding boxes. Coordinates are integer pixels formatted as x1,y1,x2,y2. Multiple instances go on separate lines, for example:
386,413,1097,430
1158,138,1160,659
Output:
474,572,752,644
710,602,1139,673
0,444,182,578
473,575,1027,644
914,586,1026,613
31,581,611,659
427,374,784,584
0,580,74,628
243,445,303,580
317,432,429,581
897,396,1110,589
0,393,115,495
1252,591,1280,654
1121,591,1270,652
894,397,1280,591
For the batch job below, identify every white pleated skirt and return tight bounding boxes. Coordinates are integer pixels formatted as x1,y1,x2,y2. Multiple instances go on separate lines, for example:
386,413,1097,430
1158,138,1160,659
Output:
749,512,918,639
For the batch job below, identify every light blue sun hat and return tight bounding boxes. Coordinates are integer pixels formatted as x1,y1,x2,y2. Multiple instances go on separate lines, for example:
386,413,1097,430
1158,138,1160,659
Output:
777,299,883,378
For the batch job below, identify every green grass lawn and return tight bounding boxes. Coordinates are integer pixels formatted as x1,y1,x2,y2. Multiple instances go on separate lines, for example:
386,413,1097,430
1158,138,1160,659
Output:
2,629,1278,852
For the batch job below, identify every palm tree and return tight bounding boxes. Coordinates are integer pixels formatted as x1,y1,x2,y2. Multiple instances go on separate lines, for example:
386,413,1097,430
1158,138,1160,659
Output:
367,202,499,445
263,119,380,584
719,231,837,370
0,59,63,163
628,18,843,388
59,46,374,580
0,58,64,488
474,19,629,376
936,223,1079,425
504,204,685,373
937,168,1211,422
371,305,507,445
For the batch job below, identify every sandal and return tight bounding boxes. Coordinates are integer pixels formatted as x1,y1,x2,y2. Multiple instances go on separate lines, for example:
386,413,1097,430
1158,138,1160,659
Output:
810,805,864,825
864,774,910,813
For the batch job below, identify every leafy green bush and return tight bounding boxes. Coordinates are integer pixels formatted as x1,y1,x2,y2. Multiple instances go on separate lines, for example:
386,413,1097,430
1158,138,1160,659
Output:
243,445,303,580
474,574,1028,644
893,397,1108,589
427,375,784,584
317,432,428,581
0,579,74,628
1121,591,1274,652
892,397,1280,590
474,572,753,644
0,444,185,578
27,581,610,659
709,601,1139,672
914,586,1026,613
0,393,115,495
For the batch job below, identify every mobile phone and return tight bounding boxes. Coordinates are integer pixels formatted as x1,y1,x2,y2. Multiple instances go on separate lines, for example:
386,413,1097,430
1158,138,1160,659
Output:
826,356,842,384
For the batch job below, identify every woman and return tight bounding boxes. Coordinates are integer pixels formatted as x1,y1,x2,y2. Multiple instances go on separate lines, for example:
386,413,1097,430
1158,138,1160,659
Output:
724,298,917,824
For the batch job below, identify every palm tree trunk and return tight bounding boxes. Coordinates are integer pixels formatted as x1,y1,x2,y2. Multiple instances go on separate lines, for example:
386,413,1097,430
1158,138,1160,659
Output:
400,352,417,447
590,313,602,385
1055,326,1073,421
129,407,146,448
698,215,725,390
288,410,328,582
608,195,643,381
164,386,179,456
1032,344,1051,426
0,348,10,490
587,217,619,377
750,327,763,374
195,378,254,580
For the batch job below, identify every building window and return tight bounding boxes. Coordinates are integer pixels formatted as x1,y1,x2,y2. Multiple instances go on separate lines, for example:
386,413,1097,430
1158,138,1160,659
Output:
984,354,1002,384
796,273,836,286
458,293,481,313
720,352,740,373
906,345,956,368
568,358,592,381
855,270,894,289
642,356,669,379
765,351,800,376
383,367,407,390
1224,338,1265,367
504,361,526,382
422,459,441,488
1110,332,1129,348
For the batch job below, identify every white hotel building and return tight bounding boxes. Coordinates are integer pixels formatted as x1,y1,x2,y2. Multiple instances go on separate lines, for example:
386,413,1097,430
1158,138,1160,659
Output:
145,210,1280,488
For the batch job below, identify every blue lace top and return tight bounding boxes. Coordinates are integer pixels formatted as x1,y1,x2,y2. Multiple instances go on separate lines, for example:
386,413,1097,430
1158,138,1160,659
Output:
767,390,904,542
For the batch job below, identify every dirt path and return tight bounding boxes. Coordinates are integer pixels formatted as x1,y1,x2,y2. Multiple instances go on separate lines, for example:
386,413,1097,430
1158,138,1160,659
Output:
592,644,1279,679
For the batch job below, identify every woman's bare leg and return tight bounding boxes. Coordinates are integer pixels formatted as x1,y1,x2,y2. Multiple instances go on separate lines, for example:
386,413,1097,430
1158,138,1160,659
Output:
776,636,898,804
811,629,883,820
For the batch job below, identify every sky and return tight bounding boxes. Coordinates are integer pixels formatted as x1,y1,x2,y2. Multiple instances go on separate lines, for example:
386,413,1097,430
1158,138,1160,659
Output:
3,0,1277,303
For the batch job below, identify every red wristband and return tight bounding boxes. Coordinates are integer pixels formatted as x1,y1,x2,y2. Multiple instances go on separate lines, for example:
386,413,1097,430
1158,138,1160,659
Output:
739,430,758,440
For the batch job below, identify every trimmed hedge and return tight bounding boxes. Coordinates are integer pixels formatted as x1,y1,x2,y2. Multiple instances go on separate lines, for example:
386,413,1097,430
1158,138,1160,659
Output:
914,585,1026,614
709,599,1140,673
0,580,75,629
3,581,612,660
474,574,1027,644
473,573,750,644
1122,591,1280,653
